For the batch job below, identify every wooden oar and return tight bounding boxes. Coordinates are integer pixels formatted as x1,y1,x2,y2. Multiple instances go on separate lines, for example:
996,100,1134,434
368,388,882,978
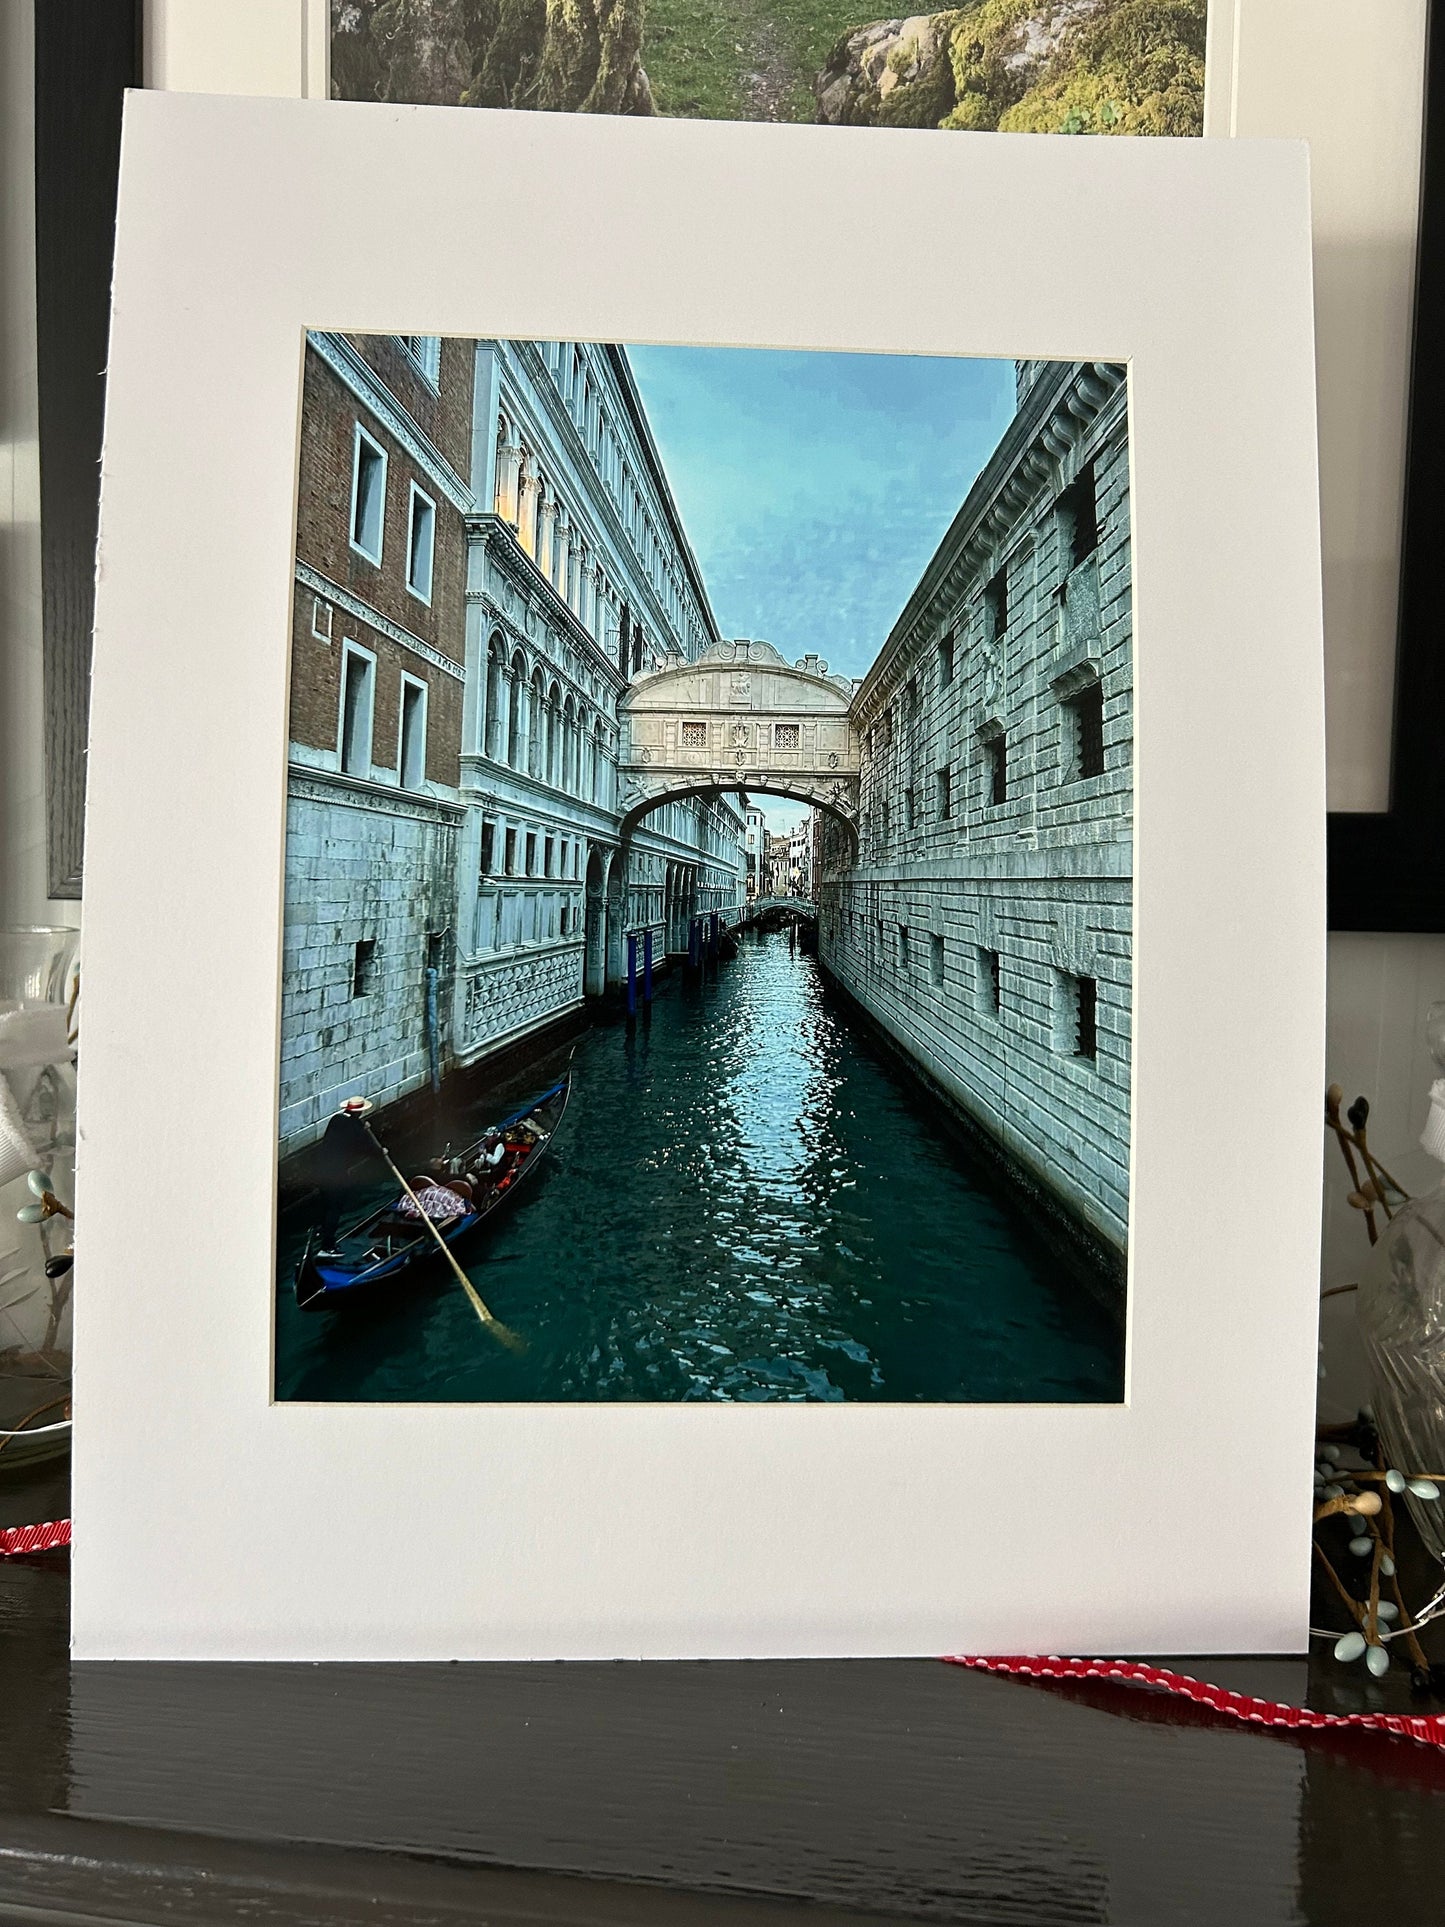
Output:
364,1126,525,1352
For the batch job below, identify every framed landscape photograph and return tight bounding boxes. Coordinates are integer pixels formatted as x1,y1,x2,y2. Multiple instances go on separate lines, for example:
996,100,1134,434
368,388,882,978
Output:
76,94,1323,1661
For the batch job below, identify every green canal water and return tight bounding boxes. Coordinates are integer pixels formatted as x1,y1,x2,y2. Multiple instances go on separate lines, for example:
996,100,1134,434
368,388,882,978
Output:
275,932,1124,1403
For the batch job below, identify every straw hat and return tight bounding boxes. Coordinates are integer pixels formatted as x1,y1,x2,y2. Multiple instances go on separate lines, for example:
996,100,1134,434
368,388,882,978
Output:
338,1095,374,1117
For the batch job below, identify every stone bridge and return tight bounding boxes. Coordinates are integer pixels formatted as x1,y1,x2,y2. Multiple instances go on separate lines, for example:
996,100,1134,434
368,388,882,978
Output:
738,895,817,921
617,640,860,844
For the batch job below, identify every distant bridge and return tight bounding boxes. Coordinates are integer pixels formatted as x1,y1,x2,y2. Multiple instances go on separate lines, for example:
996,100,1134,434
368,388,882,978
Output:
617,639,860,847
738,895,817,922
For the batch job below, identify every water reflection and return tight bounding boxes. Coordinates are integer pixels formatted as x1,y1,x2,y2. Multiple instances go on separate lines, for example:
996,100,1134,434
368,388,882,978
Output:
276,933,1123,1404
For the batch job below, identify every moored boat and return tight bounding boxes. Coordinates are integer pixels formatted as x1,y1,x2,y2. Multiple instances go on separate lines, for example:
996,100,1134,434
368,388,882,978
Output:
294,1074,570,1310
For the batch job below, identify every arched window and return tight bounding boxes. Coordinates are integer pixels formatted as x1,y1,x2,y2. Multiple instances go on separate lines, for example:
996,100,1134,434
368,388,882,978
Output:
562,694,578,792
517,455,536,555
507,651,527,768
485,633,506,760
546,680,562,786
592,718,605,804
529,668,547,778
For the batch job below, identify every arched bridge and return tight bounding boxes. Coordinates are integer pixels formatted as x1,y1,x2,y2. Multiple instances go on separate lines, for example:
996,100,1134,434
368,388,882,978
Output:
617,640,860,842
738,895,816,921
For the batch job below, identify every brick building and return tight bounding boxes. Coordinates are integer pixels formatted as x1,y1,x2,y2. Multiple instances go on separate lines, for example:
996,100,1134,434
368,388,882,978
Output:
818,361,1131,1274
281,335,746,1156
281,333,474,1150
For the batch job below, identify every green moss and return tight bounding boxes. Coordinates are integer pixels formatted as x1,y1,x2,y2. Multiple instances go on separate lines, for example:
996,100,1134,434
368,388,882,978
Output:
876,45,957,128
937,0,1204,137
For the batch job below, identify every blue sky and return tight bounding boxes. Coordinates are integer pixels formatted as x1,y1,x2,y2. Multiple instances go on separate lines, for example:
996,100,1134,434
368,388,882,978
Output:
626,344,1017,687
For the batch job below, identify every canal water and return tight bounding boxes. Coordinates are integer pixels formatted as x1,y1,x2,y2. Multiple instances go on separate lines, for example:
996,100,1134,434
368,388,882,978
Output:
275,932,1124,1403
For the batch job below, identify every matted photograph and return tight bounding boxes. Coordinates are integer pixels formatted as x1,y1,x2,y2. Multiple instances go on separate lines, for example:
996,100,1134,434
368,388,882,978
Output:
277,336,1132,1405
78,95,1324,1659
328,0,1210,135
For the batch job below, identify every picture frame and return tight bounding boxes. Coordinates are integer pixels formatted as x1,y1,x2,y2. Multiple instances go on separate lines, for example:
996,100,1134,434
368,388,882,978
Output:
1324,6,1445,933
76,92,1323,1660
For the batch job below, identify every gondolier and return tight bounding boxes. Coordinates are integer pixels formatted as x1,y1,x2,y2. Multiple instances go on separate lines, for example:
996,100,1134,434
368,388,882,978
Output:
314,1095,382,1256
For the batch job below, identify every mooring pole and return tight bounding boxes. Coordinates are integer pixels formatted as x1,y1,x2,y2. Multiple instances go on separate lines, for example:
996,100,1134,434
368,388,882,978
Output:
627,933,638,1016
643,928,653,1002
688,918,699,970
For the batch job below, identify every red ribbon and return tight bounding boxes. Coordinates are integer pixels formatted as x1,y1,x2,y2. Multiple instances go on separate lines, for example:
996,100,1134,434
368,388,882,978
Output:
0,1517,71,1558
946,1653,1445,1749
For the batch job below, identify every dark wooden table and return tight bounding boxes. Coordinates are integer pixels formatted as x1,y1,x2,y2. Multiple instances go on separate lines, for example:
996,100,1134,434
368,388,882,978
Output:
4,1464,1444,1926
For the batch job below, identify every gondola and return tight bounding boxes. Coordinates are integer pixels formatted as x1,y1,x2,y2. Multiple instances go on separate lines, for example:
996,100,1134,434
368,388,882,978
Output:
294,1073,570,1310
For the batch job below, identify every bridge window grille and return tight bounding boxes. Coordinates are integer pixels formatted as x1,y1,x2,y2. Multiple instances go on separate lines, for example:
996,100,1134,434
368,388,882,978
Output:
929,934,945,988
1066,679,1106,779
979,947,1001,1014
774,723,800,749
681,720,707,748
351,938,375,999
985,734,1007,805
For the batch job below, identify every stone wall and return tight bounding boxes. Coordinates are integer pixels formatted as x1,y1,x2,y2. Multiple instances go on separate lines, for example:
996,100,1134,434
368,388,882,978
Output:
280,779,461,1152
820,361,1131,1265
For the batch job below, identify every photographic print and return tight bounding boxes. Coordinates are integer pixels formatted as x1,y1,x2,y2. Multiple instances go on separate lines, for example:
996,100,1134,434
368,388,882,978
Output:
277,334,1132,1405
328,0,1208,133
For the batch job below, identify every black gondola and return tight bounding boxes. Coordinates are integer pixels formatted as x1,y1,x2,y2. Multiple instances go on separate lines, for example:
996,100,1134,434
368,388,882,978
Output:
294,1074,570,1310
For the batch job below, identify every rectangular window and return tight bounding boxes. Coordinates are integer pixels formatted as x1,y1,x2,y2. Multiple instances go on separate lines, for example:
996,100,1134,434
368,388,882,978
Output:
544,835,555,877
397,335,441,383
979,947,1001,1014
986,733,1007,805
681,720,707,748
525,832,538,876
504,827,517,875
938,632,955,687
480,822,496,876
929,933,945,988
398,675,427,789
1059,462,1100,567
985,564,1008,638
339,646,375,776
774,723,800,749
406,484,436,603
879,799,890,848
899,924,910,968
1074,975,1099,1059
349,424,387,564
351,938,375,998
903,787,915,832
311,596,332,642
1067,679,1106,779
935,765,952,821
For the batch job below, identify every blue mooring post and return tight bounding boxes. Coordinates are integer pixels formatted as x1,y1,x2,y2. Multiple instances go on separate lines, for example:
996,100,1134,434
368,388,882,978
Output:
643,928,653,1001
626,934,638,1015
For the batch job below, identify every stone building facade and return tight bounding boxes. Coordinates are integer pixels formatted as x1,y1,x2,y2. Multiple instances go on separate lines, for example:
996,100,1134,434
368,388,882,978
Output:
281,334,746,1155
818,360,1131,1270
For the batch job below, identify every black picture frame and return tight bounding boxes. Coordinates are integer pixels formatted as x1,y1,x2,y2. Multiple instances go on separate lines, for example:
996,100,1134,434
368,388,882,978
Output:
33,0,140,899
1325,9,1445,932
